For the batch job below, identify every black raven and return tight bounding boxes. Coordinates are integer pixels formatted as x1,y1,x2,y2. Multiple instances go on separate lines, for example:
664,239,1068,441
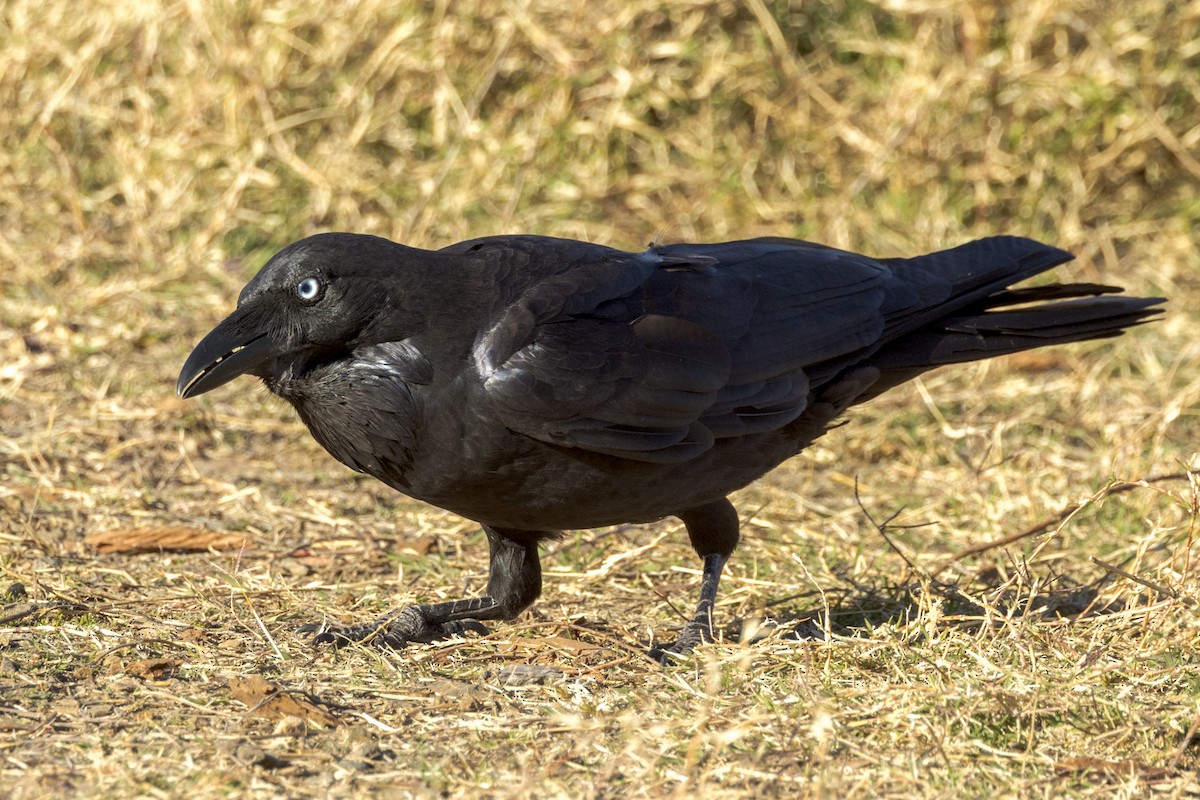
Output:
177,233,1162,660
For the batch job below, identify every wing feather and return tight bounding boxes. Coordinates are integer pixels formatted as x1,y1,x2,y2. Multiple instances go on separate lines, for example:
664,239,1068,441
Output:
476,240,894,462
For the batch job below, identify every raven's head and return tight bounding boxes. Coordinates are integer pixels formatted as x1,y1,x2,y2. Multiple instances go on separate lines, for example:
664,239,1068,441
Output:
177,233,423,399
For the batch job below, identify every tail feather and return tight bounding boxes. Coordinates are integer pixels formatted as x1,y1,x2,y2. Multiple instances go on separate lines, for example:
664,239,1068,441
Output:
885,235,1075,296
815,235,1165,404
976,282,1124,305
871,294,1164,371
879,236,1077,339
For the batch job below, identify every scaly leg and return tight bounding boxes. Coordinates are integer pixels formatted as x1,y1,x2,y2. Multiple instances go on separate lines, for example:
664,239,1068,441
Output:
650,498,739,663
304,525,544,648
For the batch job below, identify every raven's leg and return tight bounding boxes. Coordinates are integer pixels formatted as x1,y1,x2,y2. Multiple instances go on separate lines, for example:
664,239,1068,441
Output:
649,498,739,663
306,525,544,648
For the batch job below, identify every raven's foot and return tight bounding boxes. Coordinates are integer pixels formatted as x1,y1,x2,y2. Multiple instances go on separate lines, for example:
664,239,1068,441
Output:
648,620,713,665
300,606,489,649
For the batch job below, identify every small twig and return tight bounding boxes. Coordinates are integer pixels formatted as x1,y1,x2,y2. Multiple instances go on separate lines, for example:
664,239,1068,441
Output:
567,622,657,662
0,603,42,626
1089,556,1190,605
357,711,401,733
246,596,284,661
645,573,691,623
854,477,923,574
1171,713,1200,767
932,472,1195,576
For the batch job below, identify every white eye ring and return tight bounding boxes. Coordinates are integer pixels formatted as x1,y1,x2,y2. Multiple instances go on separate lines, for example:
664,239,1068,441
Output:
296,277,322,302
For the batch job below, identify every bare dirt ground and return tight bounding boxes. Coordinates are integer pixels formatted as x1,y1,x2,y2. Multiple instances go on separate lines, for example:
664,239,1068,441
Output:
2,1,1199,797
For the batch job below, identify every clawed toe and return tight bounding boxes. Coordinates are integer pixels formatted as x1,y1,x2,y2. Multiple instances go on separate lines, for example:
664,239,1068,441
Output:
648,622,713,664
300,608,490,649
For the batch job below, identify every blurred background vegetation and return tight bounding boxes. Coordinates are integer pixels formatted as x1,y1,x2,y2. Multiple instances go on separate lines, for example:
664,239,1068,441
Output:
4,0,1195,292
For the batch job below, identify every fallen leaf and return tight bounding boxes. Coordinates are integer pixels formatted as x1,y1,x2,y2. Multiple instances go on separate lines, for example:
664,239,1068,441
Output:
87,526,249,554
228,676,340,728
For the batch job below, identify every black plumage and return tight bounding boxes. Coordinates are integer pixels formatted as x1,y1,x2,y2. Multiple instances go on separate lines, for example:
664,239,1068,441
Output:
177,233,1163,660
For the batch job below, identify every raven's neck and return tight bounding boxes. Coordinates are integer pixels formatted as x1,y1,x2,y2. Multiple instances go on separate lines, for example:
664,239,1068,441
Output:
281,354,424,491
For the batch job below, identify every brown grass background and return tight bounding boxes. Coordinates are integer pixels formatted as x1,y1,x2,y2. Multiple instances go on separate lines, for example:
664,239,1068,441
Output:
1,0,1198,797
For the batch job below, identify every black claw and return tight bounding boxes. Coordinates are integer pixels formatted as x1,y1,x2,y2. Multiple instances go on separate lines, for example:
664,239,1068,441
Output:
648,645,683,665
444,619,491,638
648,641,698,665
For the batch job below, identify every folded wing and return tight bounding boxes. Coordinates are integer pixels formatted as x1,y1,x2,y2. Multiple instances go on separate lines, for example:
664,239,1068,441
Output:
475,239,893,462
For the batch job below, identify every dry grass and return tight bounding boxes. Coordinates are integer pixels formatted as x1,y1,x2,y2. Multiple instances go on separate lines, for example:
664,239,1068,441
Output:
2,0,1199,797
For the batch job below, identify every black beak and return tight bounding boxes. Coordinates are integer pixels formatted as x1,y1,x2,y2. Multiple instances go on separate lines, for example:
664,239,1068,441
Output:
177,319,277,399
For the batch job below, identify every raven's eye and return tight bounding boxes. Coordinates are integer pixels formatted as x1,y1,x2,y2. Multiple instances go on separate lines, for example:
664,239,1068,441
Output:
296,277,323,302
